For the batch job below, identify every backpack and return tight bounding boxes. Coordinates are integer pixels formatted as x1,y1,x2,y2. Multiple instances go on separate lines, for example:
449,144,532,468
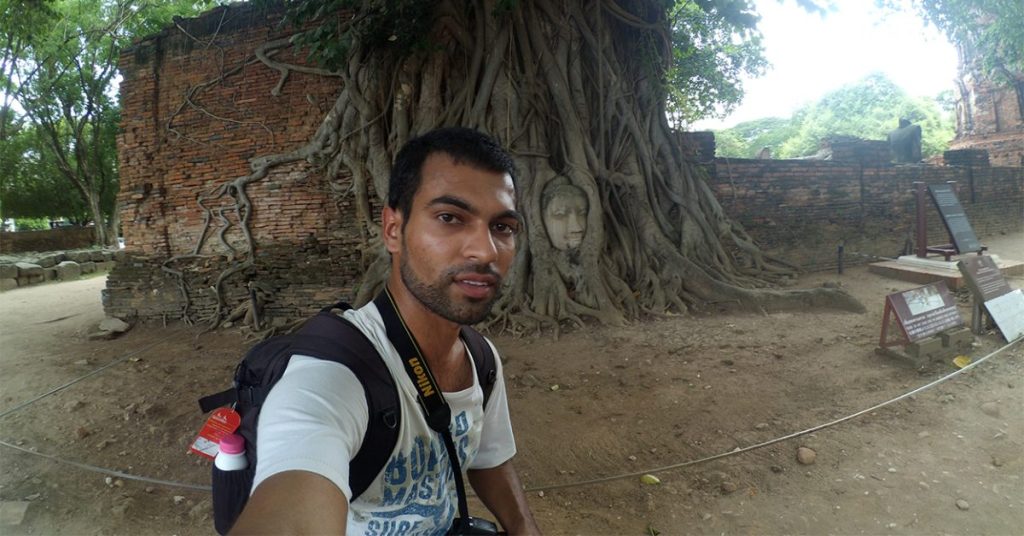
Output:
198,302,498,535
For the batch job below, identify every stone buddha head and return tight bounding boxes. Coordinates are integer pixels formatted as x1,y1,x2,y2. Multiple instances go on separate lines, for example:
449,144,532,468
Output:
542,178,588,250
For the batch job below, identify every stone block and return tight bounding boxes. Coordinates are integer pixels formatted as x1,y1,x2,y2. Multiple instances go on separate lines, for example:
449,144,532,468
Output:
35,253,64,268
80,261,96,274
0,264,16,279
941,327,974,350
15,262,43,277
44,267,58,281
113,250,127,262
0,278,17,291
56,261,82,281
66,250,93,263
95,261,116,272
90,251,106,262
905,336,945,361
17,274,44,287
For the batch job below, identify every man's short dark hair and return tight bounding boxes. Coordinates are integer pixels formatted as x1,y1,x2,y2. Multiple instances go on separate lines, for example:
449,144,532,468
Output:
388,127,517,218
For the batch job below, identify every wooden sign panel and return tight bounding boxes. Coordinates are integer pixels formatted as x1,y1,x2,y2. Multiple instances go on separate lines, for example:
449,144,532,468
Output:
882,281,964,344
985,289,1024,342
928,184,981,253
957,255,1012,302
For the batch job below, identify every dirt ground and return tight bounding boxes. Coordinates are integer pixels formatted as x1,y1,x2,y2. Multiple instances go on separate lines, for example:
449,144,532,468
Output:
1,233,1022,535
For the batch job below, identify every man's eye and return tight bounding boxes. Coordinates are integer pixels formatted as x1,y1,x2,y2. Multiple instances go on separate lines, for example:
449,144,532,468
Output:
438,213,457,223
493,222,518,235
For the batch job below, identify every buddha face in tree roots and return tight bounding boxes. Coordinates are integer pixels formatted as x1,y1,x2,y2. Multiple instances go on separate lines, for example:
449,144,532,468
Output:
542,182,588,251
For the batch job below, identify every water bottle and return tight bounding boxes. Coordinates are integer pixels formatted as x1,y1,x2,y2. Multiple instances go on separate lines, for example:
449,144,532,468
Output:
214,433,248,471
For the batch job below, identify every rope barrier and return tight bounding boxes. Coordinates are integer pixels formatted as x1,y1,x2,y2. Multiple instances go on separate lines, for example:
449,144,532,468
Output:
0,335,1019,495
0,439,211,491
0,328,185,421
524,335,1021,492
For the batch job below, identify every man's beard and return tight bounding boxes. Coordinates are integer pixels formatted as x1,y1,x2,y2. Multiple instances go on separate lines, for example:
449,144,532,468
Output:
399,248,502,325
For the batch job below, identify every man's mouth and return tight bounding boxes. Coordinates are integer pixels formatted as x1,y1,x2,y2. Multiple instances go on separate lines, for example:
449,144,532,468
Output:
453,273,499,299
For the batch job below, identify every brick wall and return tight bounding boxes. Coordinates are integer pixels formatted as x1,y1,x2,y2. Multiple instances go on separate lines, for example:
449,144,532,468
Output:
0,228,96,253
110,3,377,322
706,156,1023,271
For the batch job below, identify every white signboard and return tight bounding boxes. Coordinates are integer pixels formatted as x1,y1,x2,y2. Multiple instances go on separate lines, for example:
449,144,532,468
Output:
984,289,1024,343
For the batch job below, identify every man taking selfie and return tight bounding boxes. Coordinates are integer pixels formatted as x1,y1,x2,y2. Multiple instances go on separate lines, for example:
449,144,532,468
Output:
230,127,541,535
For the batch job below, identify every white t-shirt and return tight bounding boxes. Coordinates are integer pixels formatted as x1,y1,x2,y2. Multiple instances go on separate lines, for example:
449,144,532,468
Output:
252,302,517,535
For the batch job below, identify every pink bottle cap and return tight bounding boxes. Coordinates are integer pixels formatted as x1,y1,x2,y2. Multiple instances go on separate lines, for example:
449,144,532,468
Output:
219,433,245,455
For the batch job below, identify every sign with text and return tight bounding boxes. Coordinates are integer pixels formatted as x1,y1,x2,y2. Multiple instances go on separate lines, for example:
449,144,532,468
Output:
984,289,1024,342
957,255,1013,302
884,282,964,343
928,184,981,254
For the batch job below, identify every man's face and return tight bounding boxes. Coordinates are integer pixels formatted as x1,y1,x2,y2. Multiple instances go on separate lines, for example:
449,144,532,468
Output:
385,153,520,325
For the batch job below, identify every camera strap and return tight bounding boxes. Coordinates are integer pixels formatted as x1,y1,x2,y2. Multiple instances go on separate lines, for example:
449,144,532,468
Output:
373,287,472,527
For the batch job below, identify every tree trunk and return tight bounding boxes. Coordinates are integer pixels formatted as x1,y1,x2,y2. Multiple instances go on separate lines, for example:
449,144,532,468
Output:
174,0,863,332
87,193,109,246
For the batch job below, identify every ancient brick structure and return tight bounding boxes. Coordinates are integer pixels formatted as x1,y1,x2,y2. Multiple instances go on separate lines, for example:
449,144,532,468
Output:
0,227,96,254
108,4,1024,324
949,41,1024,167
109,4,376,324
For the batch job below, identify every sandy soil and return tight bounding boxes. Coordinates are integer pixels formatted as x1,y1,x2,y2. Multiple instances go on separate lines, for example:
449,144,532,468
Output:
1,233,1021,535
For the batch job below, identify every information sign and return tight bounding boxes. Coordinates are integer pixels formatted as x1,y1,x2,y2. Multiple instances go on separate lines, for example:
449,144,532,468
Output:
984,289,1024,342
879,281,964,346
957,255,1012,302
928,184,981,254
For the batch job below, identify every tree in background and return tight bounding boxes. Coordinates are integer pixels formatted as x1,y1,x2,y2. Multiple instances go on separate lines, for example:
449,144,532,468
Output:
664,0,768,126
0,117,98,224
713,116,798,158
714,73,954,158
780,73,953,158
0,0,213,244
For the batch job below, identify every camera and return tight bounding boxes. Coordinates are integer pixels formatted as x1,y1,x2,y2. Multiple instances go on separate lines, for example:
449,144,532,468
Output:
448,516,500,535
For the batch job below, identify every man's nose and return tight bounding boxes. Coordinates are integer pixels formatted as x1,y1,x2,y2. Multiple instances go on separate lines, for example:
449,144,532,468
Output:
463,222,499,263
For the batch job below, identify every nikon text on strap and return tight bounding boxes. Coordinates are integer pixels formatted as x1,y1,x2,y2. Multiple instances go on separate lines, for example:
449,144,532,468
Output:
372,287,474,531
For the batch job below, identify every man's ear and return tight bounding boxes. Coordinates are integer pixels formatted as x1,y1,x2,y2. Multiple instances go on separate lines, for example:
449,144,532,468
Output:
382,206,403,254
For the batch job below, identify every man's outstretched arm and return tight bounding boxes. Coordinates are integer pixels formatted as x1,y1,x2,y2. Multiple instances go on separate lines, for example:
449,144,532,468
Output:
230,470,348,535
468,460,541,535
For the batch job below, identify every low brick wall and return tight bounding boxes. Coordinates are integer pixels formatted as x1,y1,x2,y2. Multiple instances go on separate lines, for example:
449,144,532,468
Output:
0,228,96,254
707,157,1023,271
103,245,354,323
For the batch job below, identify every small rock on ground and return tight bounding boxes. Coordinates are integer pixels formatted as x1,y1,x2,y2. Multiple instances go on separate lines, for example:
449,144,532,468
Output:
797,446,817,465
99,317,130,333
956,499,970,511
979,402,1000,417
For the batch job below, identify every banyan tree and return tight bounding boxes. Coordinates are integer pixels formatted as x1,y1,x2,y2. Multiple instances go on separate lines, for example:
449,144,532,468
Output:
172,0,862,335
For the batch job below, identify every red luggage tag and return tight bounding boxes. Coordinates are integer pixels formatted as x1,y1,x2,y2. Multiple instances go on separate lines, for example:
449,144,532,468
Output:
189,407,241,460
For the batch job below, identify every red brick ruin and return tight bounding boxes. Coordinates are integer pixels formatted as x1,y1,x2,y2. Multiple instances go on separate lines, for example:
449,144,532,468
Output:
948,39,1024,167
106,3,1023,325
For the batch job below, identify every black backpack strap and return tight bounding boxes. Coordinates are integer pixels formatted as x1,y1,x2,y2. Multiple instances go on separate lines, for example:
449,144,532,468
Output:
293,311,402,500
198,388,236,413
459,326,497,409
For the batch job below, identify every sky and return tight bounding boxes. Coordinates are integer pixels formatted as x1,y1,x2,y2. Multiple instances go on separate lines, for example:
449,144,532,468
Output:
692,0,960,131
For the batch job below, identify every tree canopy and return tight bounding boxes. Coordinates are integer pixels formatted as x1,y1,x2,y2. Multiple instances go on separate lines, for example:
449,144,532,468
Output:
0,0,214,242
268,0,772,128
714,73,955,159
